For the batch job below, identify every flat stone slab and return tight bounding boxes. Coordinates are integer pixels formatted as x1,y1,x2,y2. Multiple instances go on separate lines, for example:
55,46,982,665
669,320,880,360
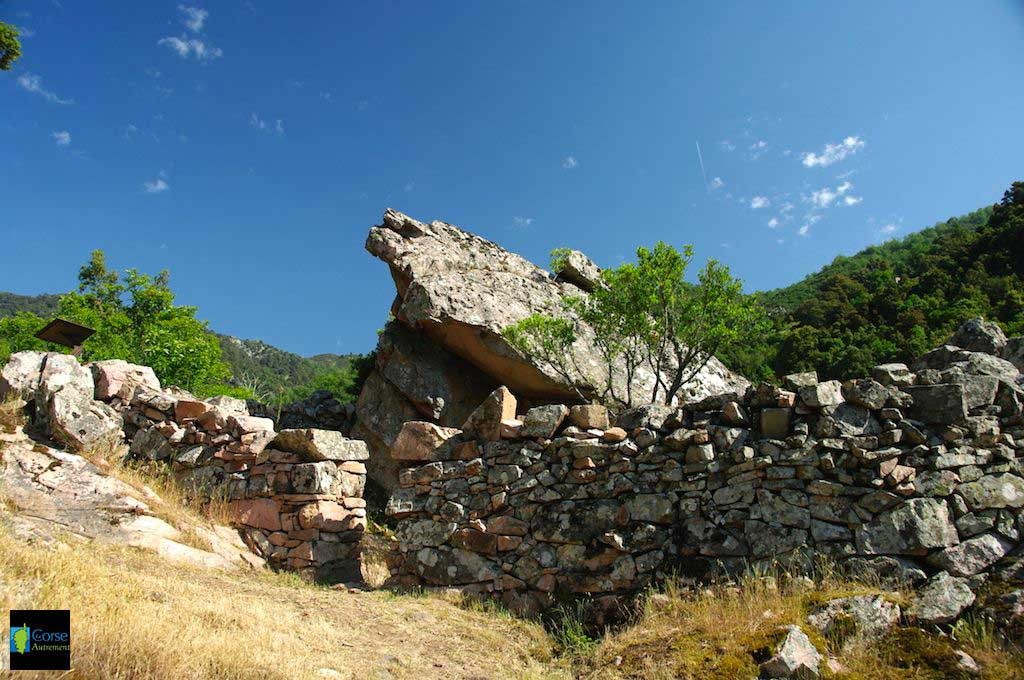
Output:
271,428,369,462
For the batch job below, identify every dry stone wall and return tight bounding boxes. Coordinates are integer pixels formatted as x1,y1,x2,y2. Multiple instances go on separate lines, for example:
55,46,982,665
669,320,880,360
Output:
1,353,368,583
384,322,1024,619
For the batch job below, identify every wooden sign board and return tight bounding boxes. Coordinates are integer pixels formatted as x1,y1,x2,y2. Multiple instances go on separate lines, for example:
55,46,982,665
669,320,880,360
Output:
34,318,95,350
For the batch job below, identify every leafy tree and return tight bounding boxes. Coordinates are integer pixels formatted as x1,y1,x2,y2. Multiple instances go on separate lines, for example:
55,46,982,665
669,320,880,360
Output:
56,251,233,395
0,250,239,397
0,22,21,71
505,242,768,407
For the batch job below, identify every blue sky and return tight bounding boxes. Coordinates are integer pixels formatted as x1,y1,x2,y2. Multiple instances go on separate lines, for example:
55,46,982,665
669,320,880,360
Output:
3,2,1023,356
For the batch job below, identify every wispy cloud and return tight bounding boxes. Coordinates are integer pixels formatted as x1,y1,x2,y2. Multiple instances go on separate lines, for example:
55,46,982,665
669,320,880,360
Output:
179,5,208,32
513,216,534,227
808,180,862,209
880,223,897,235
51,130,71,147
123,124,139,141
562,155,578,170
403,181,415,193
143,171,170,194
17,73,73,105
158,35,222,61
748,139,768,160
159,6,221,61
320,91,333,103
801,136,865,168
750,196,770,210
709,176,724,191
719,140,736,152
249,113,284,136
767,217,779,229
843,195,863,206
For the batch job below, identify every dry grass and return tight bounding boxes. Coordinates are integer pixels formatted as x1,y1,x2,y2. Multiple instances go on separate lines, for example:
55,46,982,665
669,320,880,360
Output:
78,437,235,553
582,571,1024,680
0,394,26,434
362,516,396,588
0,526,566,679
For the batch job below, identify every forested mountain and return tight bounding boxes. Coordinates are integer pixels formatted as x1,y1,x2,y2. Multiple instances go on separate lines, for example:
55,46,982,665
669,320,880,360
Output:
0,292,59,318
725,181,1024,381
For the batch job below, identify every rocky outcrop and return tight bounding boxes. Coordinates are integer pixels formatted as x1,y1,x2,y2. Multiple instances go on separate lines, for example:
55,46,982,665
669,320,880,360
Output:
357,209,748,491
383,319,1024,621
0,430,259,571
0,351,369,583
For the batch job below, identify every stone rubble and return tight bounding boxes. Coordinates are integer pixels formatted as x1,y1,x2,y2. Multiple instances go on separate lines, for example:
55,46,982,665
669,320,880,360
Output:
383,319,1024,621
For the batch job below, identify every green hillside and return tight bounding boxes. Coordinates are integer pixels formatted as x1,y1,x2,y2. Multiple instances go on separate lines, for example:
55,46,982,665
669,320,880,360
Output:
726,181,1024,381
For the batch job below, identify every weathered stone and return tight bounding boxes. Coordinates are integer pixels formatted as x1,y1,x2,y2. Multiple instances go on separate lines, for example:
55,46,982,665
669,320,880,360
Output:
949,317,1007,355
90,359,161,400
391,421,462,461
461,386,517,441
906,571,976,625
800,380,845,408
364,209,747,405
600,426,628,443
842,378,889,410
271,429,369,462
855,498,959,555
291,461,340,495
807,595,900,641
569,404,610,430
233,498,282,531
414,547,501,585
784,371,819,391
957,473,1024,511
553,249,601,292
521,404,569,438
872,363,914,387
927,532,1013,576
759,625,821,680
903,384,968,424
1003,336,1024,372
0,350,46,400
395,519,456,549
761,408,791,438
207,395,248,414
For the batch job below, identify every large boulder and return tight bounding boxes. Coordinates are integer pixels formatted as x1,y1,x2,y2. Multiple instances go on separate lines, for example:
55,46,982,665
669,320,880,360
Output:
854,498,959,555
89,359,160,401
0,350,47,400
31,353,122,450
363,209,748,406
949,317,1007,355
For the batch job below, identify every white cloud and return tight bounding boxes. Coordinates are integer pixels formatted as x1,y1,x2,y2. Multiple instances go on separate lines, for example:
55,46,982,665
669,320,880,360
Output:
320,91,333,103
801,136,865,168
513,216,534,227
51,130,71,147
767,217,779,229
719,140,736,152
798,224,810,236
748,140,768,159
158,35,222,61
143,172,170,194
843,195,863,206
837,181,852,194
123,124,138,141
17,73,73,105
275,119,284,135
562,155,578,170
779,201,795,214
709,176,724,191
750,196,770,209
179,5,208,32
249,113,267,130
810,187,837,208
403,181,415,192
880,223,897,234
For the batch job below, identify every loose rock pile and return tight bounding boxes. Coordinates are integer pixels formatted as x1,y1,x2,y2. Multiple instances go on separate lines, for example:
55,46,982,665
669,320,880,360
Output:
1,353,368,582
384,319,1024,623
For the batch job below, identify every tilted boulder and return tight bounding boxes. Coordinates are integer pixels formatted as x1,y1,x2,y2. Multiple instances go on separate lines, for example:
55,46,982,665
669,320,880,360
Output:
0,350,47,400
33,353,122,451
363,209,748,406
271,428,369,462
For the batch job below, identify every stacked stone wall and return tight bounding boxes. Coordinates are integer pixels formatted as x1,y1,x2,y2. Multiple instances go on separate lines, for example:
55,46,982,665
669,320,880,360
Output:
385,324,1024,618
